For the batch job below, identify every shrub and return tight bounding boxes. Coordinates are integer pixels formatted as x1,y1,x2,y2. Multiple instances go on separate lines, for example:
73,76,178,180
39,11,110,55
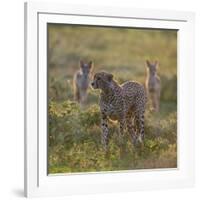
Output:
48,100,177,173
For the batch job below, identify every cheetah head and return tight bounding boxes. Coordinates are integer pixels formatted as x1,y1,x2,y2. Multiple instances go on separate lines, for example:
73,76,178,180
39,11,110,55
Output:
91,72,113,91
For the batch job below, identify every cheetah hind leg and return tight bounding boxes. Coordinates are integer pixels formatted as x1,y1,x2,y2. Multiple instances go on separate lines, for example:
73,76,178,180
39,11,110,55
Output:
138,113,145,143
134,114,145,145
126,116,137,146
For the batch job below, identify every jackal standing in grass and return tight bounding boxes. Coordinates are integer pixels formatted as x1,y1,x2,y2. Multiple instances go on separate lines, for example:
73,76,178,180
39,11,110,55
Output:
145,60,161,112
73,60,93,106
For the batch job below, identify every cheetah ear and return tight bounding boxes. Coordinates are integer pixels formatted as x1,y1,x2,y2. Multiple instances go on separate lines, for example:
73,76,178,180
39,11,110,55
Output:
146,60,151,67
107,73,113,81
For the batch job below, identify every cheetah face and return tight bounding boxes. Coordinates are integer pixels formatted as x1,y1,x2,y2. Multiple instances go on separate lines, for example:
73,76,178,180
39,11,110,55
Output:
80,60,93,78
146,60,158,76
91,72,113,90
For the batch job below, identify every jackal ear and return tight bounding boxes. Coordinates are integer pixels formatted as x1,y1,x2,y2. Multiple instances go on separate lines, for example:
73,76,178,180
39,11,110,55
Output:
80,60,84,68
146,60,151,67
155,60,159,66
107,73,113,81
88,61,93,69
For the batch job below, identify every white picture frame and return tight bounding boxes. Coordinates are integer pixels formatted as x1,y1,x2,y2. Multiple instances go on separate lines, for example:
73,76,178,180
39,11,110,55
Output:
24,1,195,198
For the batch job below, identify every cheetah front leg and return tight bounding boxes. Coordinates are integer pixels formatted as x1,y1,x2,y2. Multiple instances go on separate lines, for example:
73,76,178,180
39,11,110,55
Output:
118,116,128,157
101,112,109,151
118,116,127,145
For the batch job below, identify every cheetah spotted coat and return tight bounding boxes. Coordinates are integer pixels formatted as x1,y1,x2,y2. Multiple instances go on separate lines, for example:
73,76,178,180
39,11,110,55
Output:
91,72,146,150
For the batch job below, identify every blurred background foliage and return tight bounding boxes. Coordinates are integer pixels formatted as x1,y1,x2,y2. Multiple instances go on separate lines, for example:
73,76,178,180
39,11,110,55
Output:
48,24,177,173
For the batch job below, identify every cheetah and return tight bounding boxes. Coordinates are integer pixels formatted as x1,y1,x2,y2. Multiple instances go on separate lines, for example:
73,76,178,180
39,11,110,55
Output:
73,60,93,106
145,60,161,112
91,71,146,150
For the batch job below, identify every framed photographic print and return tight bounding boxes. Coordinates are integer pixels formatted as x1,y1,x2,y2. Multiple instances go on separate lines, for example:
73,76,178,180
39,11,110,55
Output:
24,2,195,197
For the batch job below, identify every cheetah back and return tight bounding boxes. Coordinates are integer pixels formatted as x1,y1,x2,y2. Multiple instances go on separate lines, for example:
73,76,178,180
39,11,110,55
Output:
121,81,146,112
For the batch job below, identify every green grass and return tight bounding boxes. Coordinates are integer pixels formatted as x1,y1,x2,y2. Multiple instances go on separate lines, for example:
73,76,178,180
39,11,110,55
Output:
48,24,177,174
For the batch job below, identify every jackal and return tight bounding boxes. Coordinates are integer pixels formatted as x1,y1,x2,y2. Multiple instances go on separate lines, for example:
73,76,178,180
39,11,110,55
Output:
145,60,161,112
73,60,93,105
